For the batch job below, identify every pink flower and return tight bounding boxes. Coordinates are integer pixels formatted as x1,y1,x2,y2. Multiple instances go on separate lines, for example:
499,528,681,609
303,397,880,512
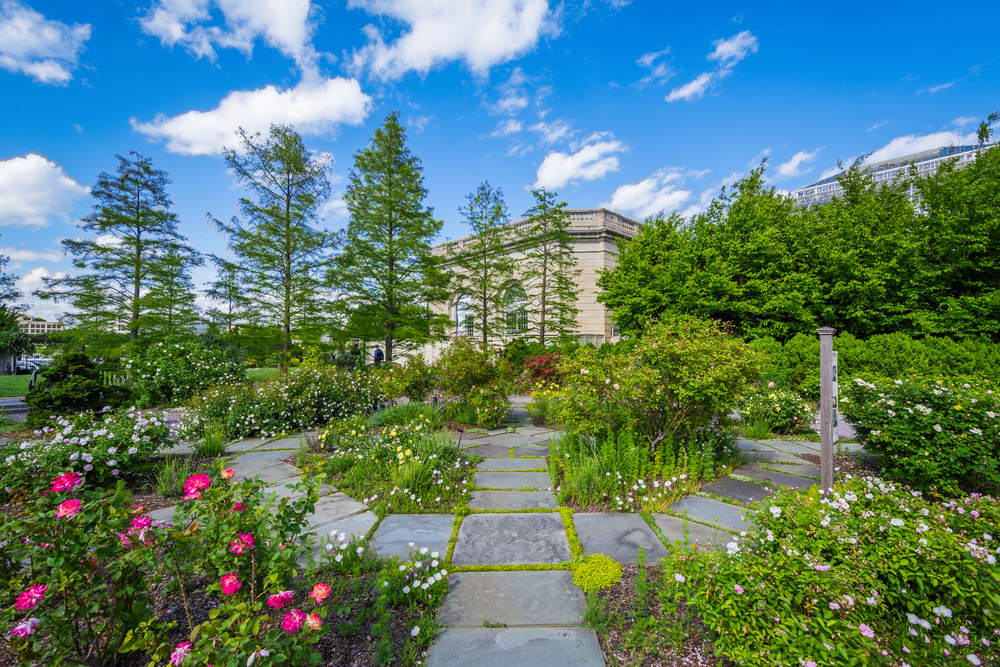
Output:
734,585,744,595
305,613,322,630
183,474,211,501
11,618,40,638
230,533,255,555
131,515,152,530
221,469,235,479
859,623,875,639
169,641,192,665
309,582,331,603
231,502,246,513
14,585,48,610
50,471,83,493
282,609,306,633
220,573,242,595
267,590,294,609
56,499,82,518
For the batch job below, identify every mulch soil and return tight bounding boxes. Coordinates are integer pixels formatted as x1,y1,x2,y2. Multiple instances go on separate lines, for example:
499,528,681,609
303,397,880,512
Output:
799,451,883,478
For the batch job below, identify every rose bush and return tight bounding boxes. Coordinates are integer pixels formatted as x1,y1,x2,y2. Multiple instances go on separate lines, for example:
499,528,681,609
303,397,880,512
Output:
738,383,815,435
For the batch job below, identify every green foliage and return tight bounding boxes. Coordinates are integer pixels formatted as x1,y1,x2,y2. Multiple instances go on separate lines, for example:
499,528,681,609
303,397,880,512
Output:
436,336,513,399
154,456,199,497
328,111,450,362
441,401,479,425
195,422,228,458
367,402,442,430
181,366,384,440
379,355,436,402
0,304,34,358
125,336,247,407
739,384,814,434
670,477,1000,667
573,554,622,592
842,376,1000,493
24,352,131,428
466,381,510,428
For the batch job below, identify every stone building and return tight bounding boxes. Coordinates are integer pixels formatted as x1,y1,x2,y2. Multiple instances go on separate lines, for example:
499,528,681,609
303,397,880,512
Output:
423,207,641,359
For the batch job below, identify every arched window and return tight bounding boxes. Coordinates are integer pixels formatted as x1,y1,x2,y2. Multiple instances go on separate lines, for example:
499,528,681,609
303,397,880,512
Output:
505,285,528,336
455,295,474,337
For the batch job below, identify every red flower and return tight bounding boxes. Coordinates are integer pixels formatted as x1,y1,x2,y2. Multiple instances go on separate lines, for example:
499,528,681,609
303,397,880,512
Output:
183,473,211,500
50,471,83,493
221,469,235,479
305,612,323,630
220,573,242,595
230,533,255,555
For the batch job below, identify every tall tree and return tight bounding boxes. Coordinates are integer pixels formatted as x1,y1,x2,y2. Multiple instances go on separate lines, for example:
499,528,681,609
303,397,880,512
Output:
36,152,195,347
210,125,336,369
328,112,449,362
0,250,21,306
0,250,33,366
519,189,581,344
144,251,202,337
448,181,515,344
204,256,250,334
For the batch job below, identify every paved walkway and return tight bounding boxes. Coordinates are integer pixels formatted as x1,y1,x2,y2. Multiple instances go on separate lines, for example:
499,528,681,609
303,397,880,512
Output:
150,401,865,667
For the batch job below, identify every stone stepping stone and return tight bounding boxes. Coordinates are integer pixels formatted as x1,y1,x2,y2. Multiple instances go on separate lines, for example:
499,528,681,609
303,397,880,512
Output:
512,444,551,458
651,513,734,551
436,571,584,627
306,492,367,526
468,491,558,510
758,462,820,479
261,436,304,451
699,477,774,504
463,444,512,458
305,510,378,543
451,513,570,566
478,458,547,472
758,440,821,455
370,514,454,560
263,481,333,500
227,438,269,452
670,496,756,533
743,450,803,465
734,465,817,490
474,472,550,490
471,434,543,448
149,505,178,526
225,449,291,464
517,426,556,436
573,513,667,565
231,460,298,483
427,627,604,667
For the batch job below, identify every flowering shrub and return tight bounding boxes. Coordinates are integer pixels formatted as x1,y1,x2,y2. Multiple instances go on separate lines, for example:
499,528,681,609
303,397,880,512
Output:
24,352,132,428
125,337,247,407
522,351,563,387
669,476,1000,667
467,380,511,428
842,376,1000,493
379,355,436,402
2,407,174,498
435,336,513,398
180,366,384,439
738,383,814,434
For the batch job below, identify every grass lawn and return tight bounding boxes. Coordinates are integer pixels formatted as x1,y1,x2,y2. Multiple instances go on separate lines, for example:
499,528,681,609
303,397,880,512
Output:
247,367,279,382
0,375,30,398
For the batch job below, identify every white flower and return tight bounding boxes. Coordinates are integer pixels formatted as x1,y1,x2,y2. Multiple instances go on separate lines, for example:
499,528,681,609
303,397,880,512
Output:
970,428,982,436
411,626,420,637
966,655,981,666
356,547,364,554
335,554,343,562
933,424,943,432
402,586,410,593
440,569,448,576
932,606,953,618
415,561,422,569
128,446,138,455
890,518,905,527
769,506,782,518
674,573,686,583
431,551,439,558
421,583,430,590
420,547,428,555
432,560,439,567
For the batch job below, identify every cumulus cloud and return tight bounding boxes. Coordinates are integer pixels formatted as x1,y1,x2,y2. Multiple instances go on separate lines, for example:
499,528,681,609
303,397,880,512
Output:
407,115,431,133
348,0,558,80
320,197,349,220
635,47,673,88
603,167,691,219
665,30,757,103
530,119,573,144
866,130,977,164
533,133,626,190
0,246,63,262
131,78,372,156
819,165,843,180
490,119,523,137
16,265,70,319
0,154,89,228
140,0,319,72
774,148,820,180
0,0,91,84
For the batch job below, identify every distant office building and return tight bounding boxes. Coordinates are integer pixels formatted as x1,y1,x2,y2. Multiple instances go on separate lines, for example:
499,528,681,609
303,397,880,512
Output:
792,143,996,207
17,314,64,336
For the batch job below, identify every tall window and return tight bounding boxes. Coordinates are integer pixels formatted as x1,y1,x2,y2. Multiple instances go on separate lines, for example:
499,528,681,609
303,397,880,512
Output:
455,294,474,337
505,285,528,336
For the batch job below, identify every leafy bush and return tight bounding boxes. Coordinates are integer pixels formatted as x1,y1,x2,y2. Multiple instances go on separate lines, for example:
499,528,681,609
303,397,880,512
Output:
669,476,1000,667
522,351,563,387
367,402,442,430
181,366,384,440
467,380,511,428
24,352,131,429
555,317,763,451
573,554,622,592
441,401,479,425
842,376,1000,494
436,336,513,399
2,407,174,497
739,384,814,434
125,337,247,407
379,355,435,402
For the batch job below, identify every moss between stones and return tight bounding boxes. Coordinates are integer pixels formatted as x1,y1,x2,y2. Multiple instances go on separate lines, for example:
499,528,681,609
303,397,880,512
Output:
638,510,670,549
558,507,583,560
444,513,464,566
467,507,557,514
572,554,622,592
448,563,571,573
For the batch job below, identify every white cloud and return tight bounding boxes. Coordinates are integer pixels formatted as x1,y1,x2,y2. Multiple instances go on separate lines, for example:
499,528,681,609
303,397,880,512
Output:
953,116,978,127
529,119,572,144
922,82,954,94
603,167,691,219
16,265,70,319
665,72,715,102
0,246,63,262
407,115,431,133
490,118,523,137
748,147,771,167
706,30,758,67
140,0,318,72
867,120,890,132
320,197,348,220
866,130,977,164
533,135,626,190
819,165,842,180
635,47,672,88
775,148,820,180
348,0,558,80
131,78,372,156
0,154,89,228
0,0,91,84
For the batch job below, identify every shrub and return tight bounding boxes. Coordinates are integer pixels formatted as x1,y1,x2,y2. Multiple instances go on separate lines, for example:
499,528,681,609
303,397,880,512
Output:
181,366,384,440
522,351,563,387
436,336,512,399
739,384,814,434
24,352,131,428
573,554,622,592
125,337,247,407
669,476,1000,667
841,376,1000,494
467,380,511,428
194,422,228,458
367,402,442,430
2,407,174,497
379,355,436,402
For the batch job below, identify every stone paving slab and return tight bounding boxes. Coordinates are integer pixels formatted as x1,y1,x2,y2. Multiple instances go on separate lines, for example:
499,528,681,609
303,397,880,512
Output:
463,444,512,458
516,426,557,436
470,434,545,448
264,481,333,500
370,514,455,560
468,491,558,510
670,496,755,533
757,440,821,455
307,492,367,526
451,513,570,566
232,461,302,484
474,472,550,490
743,450,804,465
512,444,551,457
651,514,734,551
437,571,585,627
259,436,303,450
149,505,178,526
573,513,667,565
699,477,774,504
306,510,378,543
227,438,270,452
735,465,817,490
427,627,604,667
759,462,820,478
477,458,547,471
226,450,290,464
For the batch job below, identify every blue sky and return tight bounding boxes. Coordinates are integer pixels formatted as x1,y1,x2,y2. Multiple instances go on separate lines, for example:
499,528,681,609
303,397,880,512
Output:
1,0,996,318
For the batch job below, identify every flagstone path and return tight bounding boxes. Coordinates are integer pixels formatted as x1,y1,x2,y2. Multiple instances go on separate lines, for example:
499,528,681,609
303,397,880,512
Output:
149,399,866,667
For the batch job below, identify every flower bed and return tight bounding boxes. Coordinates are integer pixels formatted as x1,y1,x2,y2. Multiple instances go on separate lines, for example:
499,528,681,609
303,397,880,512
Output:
738,383,814,435
125,338,248,407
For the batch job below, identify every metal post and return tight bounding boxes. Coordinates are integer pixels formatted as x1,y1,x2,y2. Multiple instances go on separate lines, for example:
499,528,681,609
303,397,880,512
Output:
818,327,836,493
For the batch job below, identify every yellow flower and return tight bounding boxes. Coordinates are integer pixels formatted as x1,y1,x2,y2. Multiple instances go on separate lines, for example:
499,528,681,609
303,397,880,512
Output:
397,446,403,452
955,405,962,410
405,449,412,456
397,452,404,460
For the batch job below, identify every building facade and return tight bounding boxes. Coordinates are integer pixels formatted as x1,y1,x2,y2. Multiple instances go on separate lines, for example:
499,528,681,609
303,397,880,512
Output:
792,143,995,207
17,314,64,336
423,207,640,359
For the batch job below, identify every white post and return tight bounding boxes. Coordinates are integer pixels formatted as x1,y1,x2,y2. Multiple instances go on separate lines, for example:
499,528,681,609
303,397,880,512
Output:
818,327,836,493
